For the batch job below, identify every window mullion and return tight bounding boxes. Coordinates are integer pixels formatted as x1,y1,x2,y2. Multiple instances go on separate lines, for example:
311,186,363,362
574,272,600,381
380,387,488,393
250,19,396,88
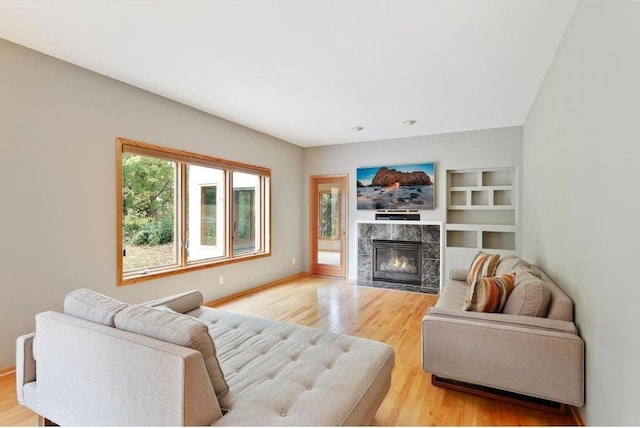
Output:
260,177,265,251
226,170,233,259
179,161,188,267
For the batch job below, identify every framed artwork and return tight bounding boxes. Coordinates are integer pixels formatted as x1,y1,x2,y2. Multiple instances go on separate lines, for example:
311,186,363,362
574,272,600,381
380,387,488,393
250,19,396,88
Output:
357,163,435,210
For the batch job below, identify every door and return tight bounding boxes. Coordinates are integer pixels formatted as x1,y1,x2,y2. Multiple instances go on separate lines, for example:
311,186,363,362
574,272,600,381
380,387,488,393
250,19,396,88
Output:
310,175,347,277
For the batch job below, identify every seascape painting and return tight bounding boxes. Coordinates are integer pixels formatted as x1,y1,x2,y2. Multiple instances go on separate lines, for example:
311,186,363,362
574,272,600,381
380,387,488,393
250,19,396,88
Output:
357,163,435,210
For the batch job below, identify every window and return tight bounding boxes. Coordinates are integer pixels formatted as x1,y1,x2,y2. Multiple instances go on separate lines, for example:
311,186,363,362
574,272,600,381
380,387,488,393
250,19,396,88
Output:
200,185,217,246
117,138,271,285
187,165,226,263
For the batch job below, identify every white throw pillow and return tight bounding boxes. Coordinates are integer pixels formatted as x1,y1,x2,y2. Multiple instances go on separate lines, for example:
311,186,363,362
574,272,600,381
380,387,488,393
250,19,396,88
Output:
502,270,551,317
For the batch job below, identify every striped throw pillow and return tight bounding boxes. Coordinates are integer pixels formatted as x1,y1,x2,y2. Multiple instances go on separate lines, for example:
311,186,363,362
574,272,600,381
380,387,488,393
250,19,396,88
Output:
466,251,500,285
464,272,516,313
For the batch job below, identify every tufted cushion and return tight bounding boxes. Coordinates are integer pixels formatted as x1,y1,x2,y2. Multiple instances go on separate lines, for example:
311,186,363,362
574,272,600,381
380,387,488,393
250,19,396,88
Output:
142,290,204,314
187,307,395,426
64,288,128,327
114,305,229,398
466,251,499,285
464,273,516,313
503,270,551,317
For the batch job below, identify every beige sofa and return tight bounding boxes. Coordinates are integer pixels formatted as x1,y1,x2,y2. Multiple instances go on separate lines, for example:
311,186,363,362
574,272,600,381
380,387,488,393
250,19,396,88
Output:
16,289,394,426
422,256,584,409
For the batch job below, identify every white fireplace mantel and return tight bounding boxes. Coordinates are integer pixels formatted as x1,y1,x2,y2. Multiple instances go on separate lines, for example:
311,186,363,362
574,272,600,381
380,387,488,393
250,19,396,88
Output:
356,220,444,227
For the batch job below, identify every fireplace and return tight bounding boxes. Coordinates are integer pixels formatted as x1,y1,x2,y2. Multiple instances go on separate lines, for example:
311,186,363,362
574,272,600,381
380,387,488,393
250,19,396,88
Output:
372,240,422,285
357,221,441,293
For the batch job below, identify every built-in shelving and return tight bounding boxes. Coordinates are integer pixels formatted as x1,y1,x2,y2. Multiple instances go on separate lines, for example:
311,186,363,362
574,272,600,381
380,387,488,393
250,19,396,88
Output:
445,167,517,258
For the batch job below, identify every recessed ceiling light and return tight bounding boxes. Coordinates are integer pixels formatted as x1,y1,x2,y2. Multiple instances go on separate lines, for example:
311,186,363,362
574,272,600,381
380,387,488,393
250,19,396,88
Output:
352,126,364,131
403,120,417,126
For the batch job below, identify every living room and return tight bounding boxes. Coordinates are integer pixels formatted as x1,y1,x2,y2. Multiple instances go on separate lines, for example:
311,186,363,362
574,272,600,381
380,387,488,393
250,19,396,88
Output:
1,1,638,426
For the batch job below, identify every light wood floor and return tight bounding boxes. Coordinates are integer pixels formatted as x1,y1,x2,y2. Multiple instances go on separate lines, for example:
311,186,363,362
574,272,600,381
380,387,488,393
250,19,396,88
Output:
1,275,577,426
0,373,37,426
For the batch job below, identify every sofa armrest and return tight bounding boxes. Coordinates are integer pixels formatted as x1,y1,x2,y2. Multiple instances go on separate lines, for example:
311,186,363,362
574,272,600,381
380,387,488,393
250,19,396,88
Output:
16,333,36,404
450,268,468,281
33,311,222,426
142,290,204,314
422,311,584,406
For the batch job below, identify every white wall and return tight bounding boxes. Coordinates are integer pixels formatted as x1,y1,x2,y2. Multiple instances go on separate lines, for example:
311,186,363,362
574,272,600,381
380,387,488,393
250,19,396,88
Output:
522,1,640,424
303,126,523,278
0,39,304,368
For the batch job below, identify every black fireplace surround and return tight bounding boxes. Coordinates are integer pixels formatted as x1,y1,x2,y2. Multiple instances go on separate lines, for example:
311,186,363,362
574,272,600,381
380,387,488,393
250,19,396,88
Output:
357,222,440,294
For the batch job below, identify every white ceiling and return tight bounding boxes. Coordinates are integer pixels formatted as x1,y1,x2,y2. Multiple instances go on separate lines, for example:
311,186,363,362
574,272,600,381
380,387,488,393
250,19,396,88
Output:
0,0,578,147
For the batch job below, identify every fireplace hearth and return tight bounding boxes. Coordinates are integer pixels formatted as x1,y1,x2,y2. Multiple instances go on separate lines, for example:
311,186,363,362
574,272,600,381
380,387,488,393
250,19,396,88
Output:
372,240,422,285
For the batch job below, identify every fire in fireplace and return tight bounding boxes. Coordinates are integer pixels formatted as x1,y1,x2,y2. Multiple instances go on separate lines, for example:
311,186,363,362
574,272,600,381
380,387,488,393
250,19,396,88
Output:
372,240,422,285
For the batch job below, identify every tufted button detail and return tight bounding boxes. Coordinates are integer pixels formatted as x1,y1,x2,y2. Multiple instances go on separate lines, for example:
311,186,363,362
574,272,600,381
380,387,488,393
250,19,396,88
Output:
280,412,287,417
307,386,313,391
269,375,275,380
327,364,333,369
291,356,298,361
235,368,241,373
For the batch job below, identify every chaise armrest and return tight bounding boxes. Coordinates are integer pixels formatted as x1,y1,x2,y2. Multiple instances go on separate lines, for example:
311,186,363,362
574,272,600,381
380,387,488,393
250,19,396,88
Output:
422,309,584,406
142,290,204,313
33,311,222,426
16,333,36,405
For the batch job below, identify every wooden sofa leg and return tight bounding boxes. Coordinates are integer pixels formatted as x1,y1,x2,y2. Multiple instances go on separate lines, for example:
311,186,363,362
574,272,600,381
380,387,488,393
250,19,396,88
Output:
431,375,568,415
38,415,58,426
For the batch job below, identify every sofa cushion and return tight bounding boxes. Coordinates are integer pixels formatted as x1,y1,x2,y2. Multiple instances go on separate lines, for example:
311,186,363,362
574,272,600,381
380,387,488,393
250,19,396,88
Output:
435,279,468,310
496,256,542,278
464,273,516,313
466,251,499,285
142,290,204,314
64,288,128,327
114,305,229,398
502,270,551,317
495,255,520,276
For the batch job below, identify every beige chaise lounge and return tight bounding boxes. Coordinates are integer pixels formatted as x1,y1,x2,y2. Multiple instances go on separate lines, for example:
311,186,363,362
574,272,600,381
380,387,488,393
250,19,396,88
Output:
422,256,584,411
16,289,394,426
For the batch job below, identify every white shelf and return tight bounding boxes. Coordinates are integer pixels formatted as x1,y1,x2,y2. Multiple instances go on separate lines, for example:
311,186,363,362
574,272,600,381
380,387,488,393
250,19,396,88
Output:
448,205,514,210
449,185,512,192
446,167,517,253
446,223,516,232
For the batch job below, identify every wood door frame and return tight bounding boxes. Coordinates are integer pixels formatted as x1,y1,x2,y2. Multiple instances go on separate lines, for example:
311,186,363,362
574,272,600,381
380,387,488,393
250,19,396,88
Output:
310,174,348,278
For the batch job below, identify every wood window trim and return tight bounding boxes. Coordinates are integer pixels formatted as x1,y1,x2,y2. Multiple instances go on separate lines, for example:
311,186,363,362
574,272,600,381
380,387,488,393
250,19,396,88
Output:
118,138,271,177
117,137,271,286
